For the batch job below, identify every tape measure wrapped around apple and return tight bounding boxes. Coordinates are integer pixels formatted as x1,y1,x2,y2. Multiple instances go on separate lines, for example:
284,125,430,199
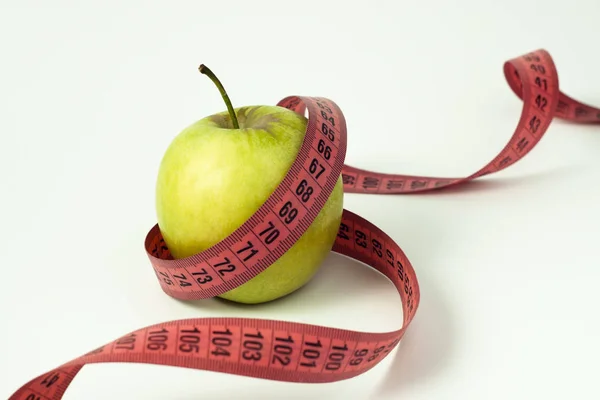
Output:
155,64,345,304
8,49,600,400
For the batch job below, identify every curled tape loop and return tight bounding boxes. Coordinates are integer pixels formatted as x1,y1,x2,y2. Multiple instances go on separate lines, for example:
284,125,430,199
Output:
8,48,600,399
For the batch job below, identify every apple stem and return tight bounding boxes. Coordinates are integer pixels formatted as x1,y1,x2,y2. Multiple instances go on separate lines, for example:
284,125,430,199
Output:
198,64,240,129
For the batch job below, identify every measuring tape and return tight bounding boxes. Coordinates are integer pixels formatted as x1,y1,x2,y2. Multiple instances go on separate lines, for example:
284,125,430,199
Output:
8,48,600,399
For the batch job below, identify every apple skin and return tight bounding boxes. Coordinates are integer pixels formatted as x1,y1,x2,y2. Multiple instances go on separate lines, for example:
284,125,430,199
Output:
155,104,344,304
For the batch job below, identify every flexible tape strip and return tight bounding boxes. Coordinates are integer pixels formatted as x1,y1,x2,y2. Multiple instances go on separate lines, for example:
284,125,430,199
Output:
8,48,600,400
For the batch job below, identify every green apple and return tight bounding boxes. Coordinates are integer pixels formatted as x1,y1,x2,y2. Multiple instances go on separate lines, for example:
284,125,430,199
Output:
155,64,344,304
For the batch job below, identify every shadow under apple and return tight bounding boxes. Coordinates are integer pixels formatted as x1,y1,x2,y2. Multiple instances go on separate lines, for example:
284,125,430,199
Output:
170,250,405,329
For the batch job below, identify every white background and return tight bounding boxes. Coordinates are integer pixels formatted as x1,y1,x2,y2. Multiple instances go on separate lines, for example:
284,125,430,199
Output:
1,0,599,398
